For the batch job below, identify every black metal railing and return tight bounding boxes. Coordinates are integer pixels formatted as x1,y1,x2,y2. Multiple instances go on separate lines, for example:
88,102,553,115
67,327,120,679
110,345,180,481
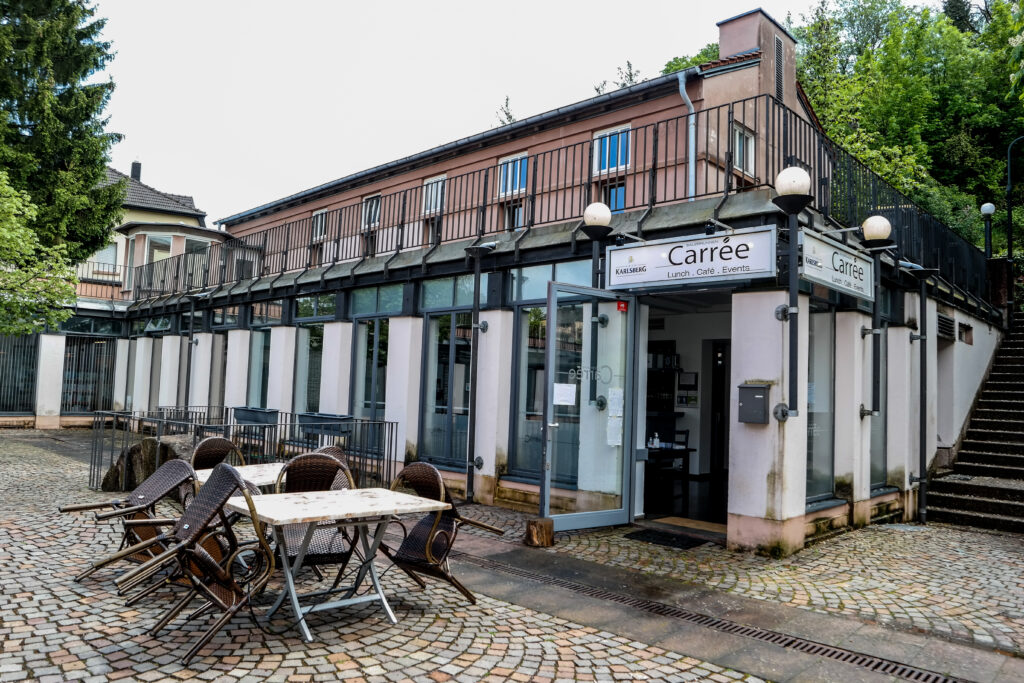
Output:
89,407,399,491
131,94,989,304
0,334,38,414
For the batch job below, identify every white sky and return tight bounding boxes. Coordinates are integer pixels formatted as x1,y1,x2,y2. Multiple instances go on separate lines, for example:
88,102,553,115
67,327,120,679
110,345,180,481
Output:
96,0,819,225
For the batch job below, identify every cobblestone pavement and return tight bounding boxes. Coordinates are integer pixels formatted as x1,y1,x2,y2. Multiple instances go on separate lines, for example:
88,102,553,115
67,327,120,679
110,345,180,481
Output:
0,434,760,683
458,504,1024,654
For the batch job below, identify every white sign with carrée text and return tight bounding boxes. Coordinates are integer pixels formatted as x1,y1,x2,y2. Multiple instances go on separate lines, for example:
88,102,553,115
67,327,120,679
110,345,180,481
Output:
605,227,776,290
801,231,874,302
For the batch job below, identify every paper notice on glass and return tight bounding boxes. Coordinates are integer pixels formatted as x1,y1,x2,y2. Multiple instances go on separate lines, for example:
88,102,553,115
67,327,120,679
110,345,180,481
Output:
607,387,624,417
606,416,623,446
553,383,577,406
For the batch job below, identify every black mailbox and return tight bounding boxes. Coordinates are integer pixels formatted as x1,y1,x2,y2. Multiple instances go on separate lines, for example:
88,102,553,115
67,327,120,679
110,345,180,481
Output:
738,383,770,424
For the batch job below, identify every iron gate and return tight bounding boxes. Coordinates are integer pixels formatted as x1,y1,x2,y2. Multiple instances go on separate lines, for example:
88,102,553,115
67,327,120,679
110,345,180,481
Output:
0,335,38,413
61,336,117,415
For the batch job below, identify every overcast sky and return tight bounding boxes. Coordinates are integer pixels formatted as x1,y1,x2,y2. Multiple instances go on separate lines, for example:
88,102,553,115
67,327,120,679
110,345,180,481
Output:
96,0,821,225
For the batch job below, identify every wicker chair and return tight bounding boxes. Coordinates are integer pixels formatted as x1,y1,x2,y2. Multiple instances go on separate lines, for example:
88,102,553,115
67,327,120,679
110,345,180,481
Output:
138,463,274,665
60,459,197,582
313,444,348,468
191,436,245,471
381,462,504,604
273,452,358,587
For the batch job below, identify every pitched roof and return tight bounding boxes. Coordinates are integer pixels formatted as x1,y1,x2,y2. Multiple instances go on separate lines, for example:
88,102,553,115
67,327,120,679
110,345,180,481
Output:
103,167,206,219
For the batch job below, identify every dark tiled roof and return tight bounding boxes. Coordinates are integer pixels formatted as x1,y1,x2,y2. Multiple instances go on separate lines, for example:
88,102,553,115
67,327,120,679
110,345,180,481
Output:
102,167,205,218
699,48,762,72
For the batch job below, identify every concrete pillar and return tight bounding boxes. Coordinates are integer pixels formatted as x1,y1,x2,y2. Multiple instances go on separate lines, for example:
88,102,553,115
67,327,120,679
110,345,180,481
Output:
386,317,423,464
189,333,213,407
34,334,66,429
157,336,182,408
834,311,872,526
472,309,514,504
130,337,154,413
267,326,297,412
320,322,353,414
887,320,915,493
224,329,251,408
112,338,130,412
726,289,808,555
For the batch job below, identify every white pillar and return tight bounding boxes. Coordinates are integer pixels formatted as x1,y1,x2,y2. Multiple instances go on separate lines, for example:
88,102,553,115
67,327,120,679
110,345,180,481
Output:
727,290,808,555
112,338,130,412
473,309,514,503
157,336,182,408
34,334,66,429
267,326,297,412
189,333,213,407
224,329,251,408
887,320,915,491
131,337,154,413
320,322,353,414
386,317,423,463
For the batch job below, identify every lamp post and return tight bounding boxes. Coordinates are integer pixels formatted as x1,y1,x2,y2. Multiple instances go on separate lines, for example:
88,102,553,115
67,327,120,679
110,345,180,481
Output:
581,203,613,406
902,263,940,523
463,241,497,503
860,215,895,418
981,202,996,259
771,167,813,418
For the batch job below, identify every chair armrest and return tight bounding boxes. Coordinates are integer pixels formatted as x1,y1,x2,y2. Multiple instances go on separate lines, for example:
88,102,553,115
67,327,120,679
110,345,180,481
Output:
123,517,177,527
95,503,150,521
60,500,118,513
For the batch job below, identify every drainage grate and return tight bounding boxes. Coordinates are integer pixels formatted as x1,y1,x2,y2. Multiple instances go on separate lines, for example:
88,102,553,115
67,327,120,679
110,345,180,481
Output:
457,553,970,683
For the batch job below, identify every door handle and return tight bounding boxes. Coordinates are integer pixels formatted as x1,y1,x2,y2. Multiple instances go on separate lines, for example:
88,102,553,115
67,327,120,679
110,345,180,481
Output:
547,423,559,428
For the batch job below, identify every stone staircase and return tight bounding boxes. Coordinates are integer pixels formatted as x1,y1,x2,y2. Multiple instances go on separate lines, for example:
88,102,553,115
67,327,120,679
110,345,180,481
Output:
928,320,1024,533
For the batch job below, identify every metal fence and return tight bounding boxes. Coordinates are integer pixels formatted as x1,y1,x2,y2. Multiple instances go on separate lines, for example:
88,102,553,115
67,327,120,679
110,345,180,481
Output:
61,336,117,415
89,407,399,492
0,335,38,414
75,261,130,301
131,94,990,305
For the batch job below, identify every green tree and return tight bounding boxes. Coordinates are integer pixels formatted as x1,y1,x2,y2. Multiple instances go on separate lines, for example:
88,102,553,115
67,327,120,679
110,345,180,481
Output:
0,170,76,335
943,0,977,32
0,0,124,263
661,43,719,75
495,95,516,126
594,60,642,95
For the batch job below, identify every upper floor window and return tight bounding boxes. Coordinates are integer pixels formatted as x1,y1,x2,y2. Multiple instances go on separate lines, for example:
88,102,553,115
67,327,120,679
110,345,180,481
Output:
362,195,381,230
146,235,172,264
733,124,755,176
422,175,446,215
295,294,337,320
498,154,528,196
93,243,116,267
311,210,328,242
593,125,631,174
251,300,284,327
185,238,208,254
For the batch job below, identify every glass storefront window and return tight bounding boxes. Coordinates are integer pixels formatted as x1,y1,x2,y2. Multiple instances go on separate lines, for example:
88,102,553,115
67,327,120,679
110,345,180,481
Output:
296,294,336,320
870,324,888,489
353,319,388,420
351,284,403,316
421,276,488,310
508,306,547,481
293,324,324,414
806,306,836,501
251,300,284,326
510,261,590,302
420,312,472,468
247,329,271,408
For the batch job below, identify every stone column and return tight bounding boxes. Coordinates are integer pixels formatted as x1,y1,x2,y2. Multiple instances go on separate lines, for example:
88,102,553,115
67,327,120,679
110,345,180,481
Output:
319,322,353,414
727,289,808,556
385,317,423,464
34,334,66,429
266,326,297,412
834,311,872,526
224,329,251,408
157,336,182,408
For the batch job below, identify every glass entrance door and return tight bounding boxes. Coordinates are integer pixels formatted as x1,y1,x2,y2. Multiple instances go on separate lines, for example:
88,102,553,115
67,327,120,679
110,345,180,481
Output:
543,283,634,531
420,312,472,468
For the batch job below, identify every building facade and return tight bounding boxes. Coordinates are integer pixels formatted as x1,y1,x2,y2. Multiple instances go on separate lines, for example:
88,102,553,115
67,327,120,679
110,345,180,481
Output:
6,10,1004,554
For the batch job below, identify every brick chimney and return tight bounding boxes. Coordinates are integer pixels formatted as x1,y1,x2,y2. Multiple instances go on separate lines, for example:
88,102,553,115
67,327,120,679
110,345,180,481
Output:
131,161,142,181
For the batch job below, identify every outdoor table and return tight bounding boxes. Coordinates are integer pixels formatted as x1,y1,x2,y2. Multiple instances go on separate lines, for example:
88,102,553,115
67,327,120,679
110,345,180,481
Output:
225,488,449,642
195,462,285,489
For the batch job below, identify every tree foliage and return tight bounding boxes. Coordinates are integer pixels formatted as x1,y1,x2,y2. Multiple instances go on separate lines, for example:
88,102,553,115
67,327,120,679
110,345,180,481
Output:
0,0,124,263
495,95,517,126
0,170,76,335
594,61,642,95
661,43,720,75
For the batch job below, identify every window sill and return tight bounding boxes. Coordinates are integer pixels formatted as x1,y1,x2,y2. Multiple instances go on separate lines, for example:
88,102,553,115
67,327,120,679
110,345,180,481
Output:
805,497,847,514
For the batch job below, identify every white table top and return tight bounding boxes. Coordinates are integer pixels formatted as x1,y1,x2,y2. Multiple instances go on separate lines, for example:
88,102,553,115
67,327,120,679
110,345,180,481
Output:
226,488,450,526
195,462,285,488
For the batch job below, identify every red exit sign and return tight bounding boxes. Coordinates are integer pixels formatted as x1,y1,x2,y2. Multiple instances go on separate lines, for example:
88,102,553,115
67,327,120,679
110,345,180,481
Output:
617,300,628,312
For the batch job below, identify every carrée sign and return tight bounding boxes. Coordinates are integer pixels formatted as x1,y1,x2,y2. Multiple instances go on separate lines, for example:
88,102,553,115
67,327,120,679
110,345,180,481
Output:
801,231,874,302
606,226,776,290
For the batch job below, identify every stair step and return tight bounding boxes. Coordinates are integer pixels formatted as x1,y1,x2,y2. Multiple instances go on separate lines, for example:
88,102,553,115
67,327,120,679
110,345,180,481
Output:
959,440,1024,455
927,491,1024,517
962,434,1024,450
957,449,1024,466
980,391,1024,401
953,461,1024,479
931,476,1024,502
973,405,1024,420
969,418,1024,432
926,506,1024,534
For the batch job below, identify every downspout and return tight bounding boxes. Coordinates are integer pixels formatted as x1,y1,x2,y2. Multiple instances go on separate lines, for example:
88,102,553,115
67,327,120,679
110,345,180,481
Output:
677,67,700,201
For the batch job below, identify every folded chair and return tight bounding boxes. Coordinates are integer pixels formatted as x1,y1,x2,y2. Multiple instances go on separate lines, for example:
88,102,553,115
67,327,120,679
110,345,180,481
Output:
59,459,197,582
191,436,246,471
381,462,504,604
116,463,274,665
272,452,358,589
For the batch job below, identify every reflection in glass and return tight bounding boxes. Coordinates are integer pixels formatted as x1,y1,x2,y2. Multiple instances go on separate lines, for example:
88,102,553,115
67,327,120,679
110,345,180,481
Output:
420,313,472,468
806,307,835,500
353,319,388,420
509,307,547,481
247,329,271,408
293,324,323,413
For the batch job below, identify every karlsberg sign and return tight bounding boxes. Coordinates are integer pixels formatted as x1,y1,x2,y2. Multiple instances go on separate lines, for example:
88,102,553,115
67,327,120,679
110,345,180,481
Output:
606,226,776,290
801,231,874,302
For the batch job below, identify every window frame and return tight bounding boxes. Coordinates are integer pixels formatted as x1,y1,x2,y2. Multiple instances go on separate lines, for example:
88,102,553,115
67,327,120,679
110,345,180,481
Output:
497,153,529,197
592,125,632,175
361,195,382,231
733,124,756,176
311,209,328,243
422,175,447,216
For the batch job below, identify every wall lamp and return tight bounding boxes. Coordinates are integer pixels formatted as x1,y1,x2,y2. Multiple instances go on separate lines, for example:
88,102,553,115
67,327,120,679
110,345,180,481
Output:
771,167,813,420
857,215,895,419
582,202,613,406
981,202,996,258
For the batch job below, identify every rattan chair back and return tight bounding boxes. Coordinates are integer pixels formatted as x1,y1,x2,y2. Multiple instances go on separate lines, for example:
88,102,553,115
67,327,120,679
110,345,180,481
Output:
172,463,246,546
276,452,355,494
313,444,349,468
129,459,196,508
191,436,245,470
